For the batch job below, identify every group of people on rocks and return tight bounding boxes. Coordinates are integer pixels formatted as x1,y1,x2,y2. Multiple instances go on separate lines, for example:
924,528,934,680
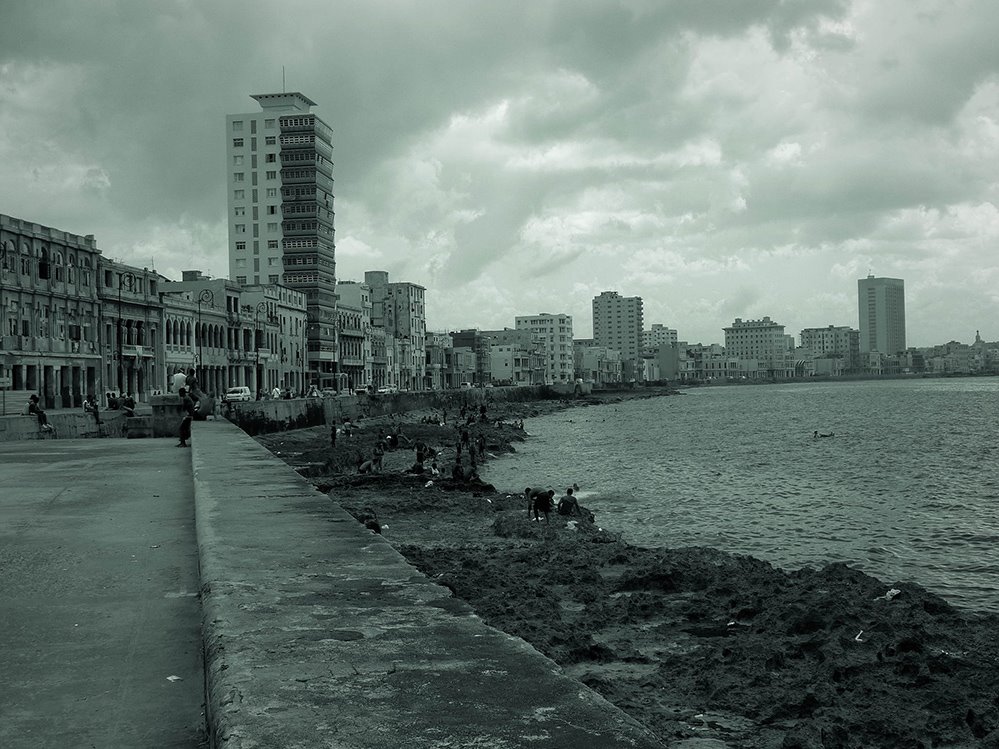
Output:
526,484,583,523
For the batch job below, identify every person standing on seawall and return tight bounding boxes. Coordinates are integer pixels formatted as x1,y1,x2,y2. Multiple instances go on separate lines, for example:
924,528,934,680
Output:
177,387,196,447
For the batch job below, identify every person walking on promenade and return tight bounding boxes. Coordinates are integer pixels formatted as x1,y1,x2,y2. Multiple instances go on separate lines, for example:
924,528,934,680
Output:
330,419,337,449
177,387,196,447
28,394,54,434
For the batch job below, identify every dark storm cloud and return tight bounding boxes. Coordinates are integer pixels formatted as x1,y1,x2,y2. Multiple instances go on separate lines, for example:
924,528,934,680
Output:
0,0,996,345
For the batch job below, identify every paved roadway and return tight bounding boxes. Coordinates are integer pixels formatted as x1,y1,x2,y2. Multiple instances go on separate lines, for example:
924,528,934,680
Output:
0,439,206,748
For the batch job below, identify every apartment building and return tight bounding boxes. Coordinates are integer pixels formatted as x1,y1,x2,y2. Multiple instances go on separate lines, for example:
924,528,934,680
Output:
799,324,860,374
365,271,426,390
514,313,574,384
226,92,337,384
592,290,644,381
643,323,678,352
482,327,545,386
0,214,106,408
336,280,372,390
723,317,795,378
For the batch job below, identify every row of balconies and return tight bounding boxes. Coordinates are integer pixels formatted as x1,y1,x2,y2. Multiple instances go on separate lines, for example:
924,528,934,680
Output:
1,335,100,355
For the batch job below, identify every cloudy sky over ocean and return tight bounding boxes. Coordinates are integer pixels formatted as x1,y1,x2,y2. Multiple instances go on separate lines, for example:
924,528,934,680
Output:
1,0,997,345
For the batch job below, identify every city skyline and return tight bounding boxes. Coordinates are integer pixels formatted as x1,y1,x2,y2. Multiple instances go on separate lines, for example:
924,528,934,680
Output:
2,1,998,346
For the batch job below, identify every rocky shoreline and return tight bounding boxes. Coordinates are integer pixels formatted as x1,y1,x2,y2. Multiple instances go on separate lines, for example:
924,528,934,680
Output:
256,390,999,748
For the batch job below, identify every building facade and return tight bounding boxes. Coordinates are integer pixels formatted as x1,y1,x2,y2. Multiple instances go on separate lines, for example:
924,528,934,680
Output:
799,324,860,374
858,275,906,354
592,290,644,381
365,271,426,391
723,317,795,378
643,323,678,351
97,259,164,399
514,313,574,384
226,92,338,384
335,281,372,391
0,215,106,408
483,327,545,386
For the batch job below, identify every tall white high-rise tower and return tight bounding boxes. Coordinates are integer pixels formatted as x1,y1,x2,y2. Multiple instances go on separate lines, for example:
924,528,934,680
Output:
225,92,337,382
857,275,906,354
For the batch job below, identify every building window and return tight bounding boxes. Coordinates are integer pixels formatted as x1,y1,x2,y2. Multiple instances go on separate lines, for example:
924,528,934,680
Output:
266,188,277,198
235,224,246,234
233,155,244,166
267,205,277,215
265,136,276,145
236,276,247,285
266,171,277,180
233,172,244,182
267,240,279,249
264,119,275,128
269,275,280,284
265,153,276,163
267,223,278,232
234,189,244,199
232,138,244,147
232,121,243,131
234,207,245,216
235,241,246,251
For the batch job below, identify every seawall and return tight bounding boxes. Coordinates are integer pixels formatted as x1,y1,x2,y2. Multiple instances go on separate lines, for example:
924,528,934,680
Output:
191,418,661,748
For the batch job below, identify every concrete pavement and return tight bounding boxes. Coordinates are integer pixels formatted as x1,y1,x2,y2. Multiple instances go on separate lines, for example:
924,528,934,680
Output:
0,439,207,748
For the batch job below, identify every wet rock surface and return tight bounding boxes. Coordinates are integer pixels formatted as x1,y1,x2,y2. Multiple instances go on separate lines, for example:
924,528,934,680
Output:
256,393,999,748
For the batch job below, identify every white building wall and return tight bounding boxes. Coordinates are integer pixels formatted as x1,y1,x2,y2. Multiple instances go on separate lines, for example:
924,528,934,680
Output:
514,313,574,384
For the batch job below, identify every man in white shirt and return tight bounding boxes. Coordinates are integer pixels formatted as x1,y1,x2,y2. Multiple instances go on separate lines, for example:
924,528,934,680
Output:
171,370,187,393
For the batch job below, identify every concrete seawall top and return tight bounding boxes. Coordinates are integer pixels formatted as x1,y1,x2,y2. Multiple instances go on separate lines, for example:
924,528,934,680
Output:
192,420,661,748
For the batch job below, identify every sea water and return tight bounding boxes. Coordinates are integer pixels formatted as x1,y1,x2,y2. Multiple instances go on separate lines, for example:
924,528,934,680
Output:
482,379,999,613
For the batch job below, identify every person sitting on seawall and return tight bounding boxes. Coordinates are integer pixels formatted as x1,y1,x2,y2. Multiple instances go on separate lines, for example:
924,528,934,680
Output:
28,395,54,433
557,487,581,517
120,392,136,418
83,393,102,425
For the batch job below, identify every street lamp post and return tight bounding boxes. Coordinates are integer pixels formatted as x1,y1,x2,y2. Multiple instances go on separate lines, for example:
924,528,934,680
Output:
196,289,215,386
254,301,267,398
117,271,136,395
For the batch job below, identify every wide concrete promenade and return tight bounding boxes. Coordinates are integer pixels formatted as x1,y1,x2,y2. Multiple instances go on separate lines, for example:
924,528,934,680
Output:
0,439,206,748
194,419,661,748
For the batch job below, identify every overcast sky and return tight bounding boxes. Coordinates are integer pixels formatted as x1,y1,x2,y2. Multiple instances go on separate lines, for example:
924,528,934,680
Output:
2,0,997,346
